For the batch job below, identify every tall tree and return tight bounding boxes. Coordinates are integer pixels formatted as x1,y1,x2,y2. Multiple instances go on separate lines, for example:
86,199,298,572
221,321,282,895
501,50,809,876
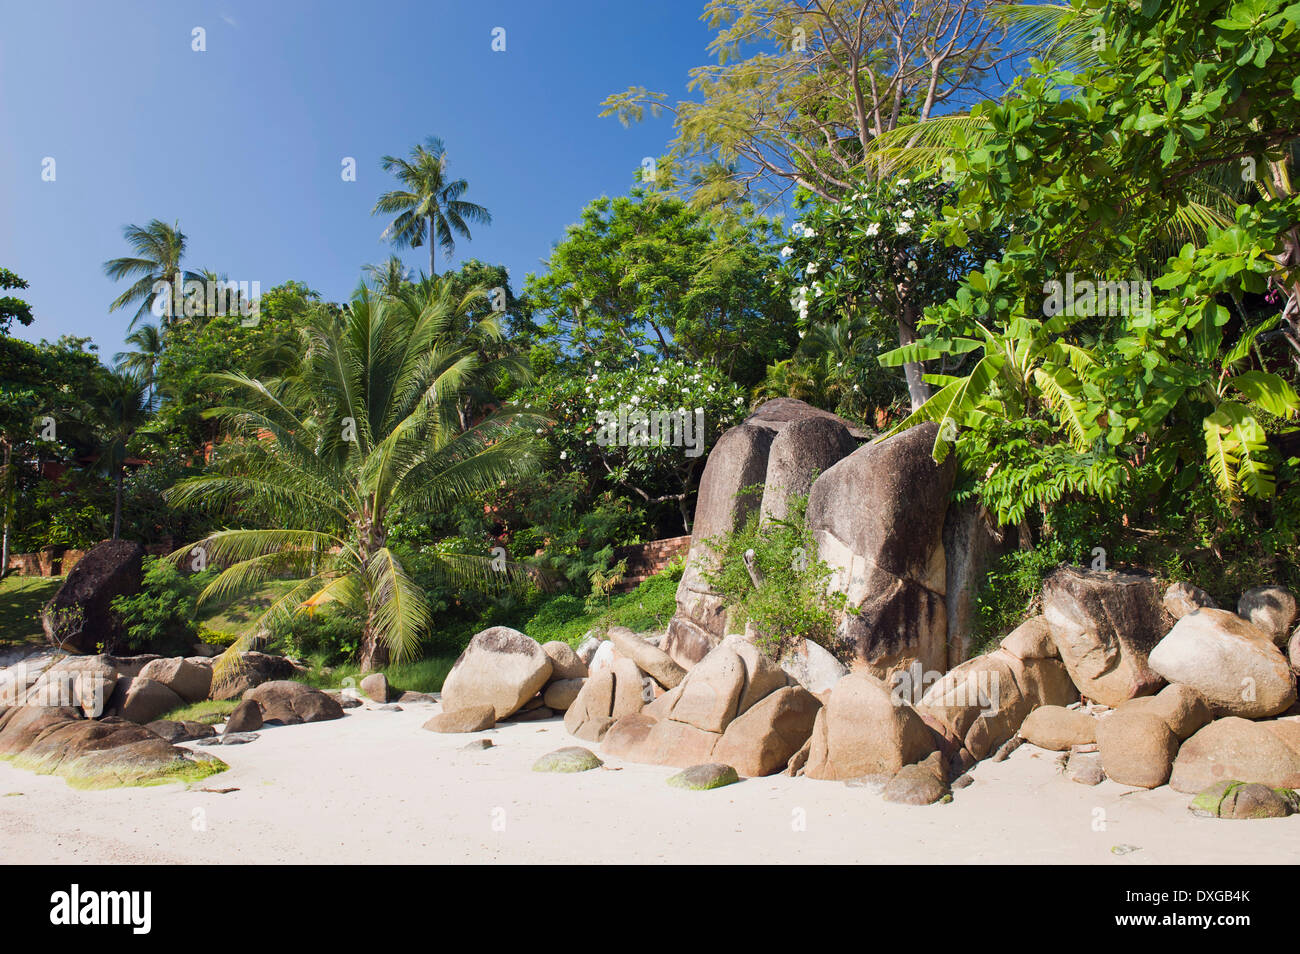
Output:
372,137,492,277
88,370,151,540
103,220,203,330
114,323,164,408
0,268,34,335
168,282,540,673
601,0,1019,208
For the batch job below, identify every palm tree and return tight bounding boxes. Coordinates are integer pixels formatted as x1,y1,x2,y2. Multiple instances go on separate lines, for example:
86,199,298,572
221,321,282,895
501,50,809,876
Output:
103,219,204,330
372,137,491,277
168,280,540,674
114,323,164,408
364,255,415,297
88,370,152,540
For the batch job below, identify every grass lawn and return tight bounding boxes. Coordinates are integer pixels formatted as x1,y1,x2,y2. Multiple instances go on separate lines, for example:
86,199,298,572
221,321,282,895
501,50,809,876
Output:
0,575,61,653
196,579,300,640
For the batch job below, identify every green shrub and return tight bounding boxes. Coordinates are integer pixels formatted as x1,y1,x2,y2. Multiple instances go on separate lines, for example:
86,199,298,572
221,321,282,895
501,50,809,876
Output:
704,490,847,662
266,609,363,667
972,541,1066,656
110,558,213,653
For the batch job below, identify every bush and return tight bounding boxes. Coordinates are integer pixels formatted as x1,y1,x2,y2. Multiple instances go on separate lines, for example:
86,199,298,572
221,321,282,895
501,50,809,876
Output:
110,558,212,654
266,609,363,667
704,491,847,662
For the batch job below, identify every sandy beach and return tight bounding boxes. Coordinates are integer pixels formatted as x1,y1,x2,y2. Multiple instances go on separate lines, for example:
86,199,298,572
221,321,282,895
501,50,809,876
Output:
1,699,1296,865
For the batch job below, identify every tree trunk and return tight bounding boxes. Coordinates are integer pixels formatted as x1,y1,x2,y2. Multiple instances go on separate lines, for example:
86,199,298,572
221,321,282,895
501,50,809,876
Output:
112,469,123,540
359,619,389,673
428,214,437,278
897,305,932,412
0,440,10,576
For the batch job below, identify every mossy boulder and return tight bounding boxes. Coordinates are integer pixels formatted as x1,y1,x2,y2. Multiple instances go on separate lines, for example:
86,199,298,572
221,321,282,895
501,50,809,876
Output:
532,746,603,773
1189,780,1299,819
667,762,740,790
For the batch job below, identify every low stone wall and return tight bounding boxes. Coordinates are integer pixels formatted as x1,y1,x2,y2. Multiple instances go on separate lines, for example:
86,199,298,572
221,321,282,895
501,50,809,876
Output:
5,538,172,578
613,535,691,591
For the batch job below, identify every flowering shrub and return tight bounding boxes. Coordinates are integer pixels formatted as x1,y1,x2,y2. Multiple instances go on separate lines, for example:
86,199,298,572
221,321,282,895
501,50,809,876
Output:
518,352,748,528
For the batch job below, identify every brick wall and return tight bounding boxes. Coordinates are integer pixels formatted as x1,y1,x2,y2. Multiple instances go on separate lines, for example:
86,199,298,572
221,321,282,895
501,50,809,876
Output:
5,538,172,578
612,535,692,591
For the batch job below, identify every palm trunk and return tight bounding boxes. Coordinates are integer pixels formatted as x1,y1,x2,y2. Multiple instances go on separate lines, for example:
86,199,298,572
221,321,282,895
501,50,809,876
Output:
112,469,123,540
428,214,437,278
1,440,11,576
359,613,389,672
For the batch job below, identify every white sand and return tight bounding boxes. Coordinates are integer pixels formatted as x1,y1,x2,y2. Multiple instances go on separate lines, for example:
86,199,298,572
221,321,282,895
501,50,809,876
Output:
1,701,1297,865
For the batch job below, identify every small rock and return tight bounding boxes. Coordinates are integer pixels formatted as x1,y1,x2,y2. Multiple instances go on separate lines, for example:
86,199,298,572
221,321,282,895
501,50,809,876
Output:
146,720,216,744
1189,779,1298,819
461,738,495,751
423,705,496,733
532,746,603,773
882,753,950,805
952,773,974,790
360,672,390,703
667,763,740,790
373,703,403,711
991,735,1023,762
397,691,436,704
197,732,259,746
1238,586,1297,645
224,698,263,734
1020,705,1097,750
1066,751,1106,785
1163,581,1217,619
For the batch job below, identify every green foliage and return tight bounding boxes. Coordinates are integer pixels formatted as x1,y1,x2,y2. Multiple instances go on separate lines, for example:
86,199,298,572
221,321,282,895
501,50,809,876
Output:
0,267,34,334
266,609,363,667
704,492,847,662
973,541,1066,655
525,188,796,386
110,558,213,653
523,559,684,646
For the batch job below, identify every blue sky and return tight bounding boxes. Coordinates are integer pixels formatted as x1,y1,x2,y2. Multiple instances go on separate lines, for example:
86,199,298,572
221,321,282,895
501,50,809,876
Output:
0,0,716,357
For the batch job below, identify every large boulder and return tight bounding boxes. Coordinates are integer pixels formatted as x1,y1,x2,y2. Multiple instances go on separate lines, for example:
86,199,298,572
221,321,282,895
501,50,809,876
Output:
663,424,774,667
804,672,936,781
943,501,1014,664
138,657,212,704
999,616,1059,662
1020,706,1097,750
1170,716,1300,793
603,715,722,767
210,652,299,701
779,638,847,695
107,677,184,725
40,539,144,654
563,667,617,742
0,706,223,788
1096,707,1180,788
1238,586,1297,645
712,685,821,777
21,658,119,718
1041,566,1170,707
1118,683,1212,740
916,648,1077,761
608,628,685,689
663,399,866,669
423,705,496,734
758,416,857,524
541,641,587,681
439,627,553,720
244,680,344,725
1147,608,1296,718
806,422,954,678
664,645,745,733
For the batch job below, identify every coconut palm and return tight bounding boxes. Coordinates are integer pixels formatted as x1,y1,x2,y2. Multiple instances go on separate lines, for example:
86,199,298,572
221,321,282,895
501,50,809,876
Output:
114,323,164,408
372,137,491,277
167,280,540,674
103,219,204,330
86,370,152,539
364,256,415,297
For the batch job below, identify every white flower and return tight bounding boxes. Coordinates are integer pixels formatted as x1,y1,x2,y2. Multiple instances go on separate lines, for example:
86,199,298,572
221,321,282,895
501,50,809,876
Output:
865,222,880,237
559,451,567,460
781,245,793,258
908,260,918,272
897,178,911,187
802,227,817,239
897,220,912,235
593,360,601,367
901,208,915,219
806,262,819,275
